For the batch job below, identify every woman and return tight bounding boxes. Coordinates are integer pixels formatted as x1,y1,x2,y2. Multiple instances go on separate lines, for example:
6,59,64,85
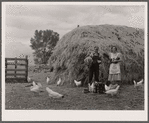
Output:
108,46,122,86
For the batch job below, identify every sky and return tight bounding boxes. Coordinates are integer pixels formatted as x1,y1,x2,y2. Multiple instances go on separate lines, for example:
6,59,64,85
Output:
4,3,145,65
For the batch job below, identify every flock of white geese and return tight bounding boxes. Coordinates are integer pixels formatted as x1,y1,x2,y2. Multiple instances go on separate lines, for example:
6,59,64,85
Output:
27,77,144,98
27,77,64,98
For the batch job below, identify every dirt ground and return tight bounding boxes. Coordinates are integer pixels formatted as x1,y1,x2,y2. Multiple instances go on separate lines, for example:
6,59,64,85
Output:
5,67,144,110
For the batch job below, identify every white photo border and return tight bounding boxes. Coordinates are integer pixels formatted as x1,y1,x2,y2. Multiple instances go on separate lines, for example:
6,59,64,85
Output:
2,1,148,121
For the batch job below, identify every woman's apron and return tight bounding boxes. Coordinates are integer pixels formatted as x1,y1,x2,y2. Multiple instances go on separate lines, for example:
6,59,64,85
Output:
109,53,121,74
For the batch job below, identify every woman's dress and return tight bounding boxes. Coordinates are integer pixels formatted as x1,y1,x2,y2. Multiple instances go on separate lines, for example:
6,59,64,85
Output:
108,52,121,82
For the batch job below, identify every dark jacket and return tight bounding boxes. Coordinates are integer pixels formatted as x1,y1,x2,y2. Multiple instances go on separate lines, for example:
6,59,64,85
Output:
90,52,101,64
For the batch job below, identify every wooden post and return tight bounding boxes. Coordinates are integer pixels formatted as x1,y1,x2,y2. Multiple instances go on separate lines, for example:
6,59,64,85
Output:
14,57,17,78
5,59,7,80
26,55,28,82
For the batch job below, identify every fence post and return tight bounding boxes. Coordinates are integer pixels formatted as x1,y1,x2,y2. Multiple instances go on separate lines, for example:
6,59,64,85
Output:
26,55,28,82
14,57,17,78
5,59,7,79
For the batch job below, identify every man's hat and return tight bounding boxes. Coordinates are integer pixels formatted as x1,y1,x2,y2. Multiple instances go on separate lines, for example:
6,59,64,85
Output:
94,46,99,49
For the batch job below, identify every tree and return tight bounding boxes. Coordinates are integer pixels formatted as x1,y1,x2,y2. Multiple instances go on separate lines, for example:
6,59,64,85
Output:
30,29,59,64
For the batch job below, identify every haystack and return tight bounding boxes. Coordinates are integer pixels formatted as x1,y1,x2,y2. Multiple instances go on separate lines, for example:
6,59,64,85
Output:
48,24,144,86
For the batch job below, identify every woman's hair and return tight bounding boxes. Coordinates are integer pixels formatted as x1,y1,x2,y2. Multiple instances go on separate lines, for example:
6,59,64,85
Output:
111,46,117,52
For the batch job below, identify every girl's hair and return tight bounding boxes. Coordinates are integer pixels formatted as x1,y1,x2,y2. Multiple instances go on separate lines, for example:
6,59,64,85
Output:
111,46,117,52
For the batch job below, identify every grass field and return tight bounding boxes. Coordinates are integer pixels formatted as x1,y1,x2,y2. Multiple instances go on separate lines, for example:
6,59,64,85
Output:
5,66,144,110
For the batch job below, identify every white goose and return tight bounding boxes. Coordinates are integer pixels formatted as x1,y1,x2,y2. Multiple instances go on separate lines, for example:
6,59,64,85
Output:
27,76,33,83
46,77,50,84
74,80,81,87
105,84,111,91
57,78,62,86
89,82,95,92
30,81,42,93
46,87,64,98
105,85,120,96
37,82,42,88
88,83,91,92
133,79,144,88
32,81,36,86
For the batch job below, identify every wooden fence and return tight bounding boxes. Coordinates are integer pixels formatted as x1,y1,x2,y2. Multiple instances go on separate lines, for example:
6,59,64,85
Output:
5,56,28,82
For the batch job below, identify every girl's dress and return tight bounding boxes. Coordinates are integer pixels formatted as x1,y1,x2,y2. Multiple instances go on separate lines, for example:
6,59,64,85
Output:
108,52,121,82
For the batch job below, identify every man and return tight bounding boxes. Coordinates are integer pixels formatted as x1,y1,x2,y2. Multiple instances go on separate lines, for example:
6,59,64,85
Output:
88,46,102,85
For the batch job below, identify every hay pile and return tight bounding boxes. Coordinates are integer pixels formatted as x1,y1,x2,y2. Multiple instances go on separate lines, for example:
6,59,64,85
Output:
48,24,144,86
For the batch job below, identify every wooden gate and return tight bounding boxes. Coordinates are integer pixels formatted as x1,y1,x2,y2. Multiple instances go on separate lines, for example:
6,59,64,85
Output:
5,56,28,82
